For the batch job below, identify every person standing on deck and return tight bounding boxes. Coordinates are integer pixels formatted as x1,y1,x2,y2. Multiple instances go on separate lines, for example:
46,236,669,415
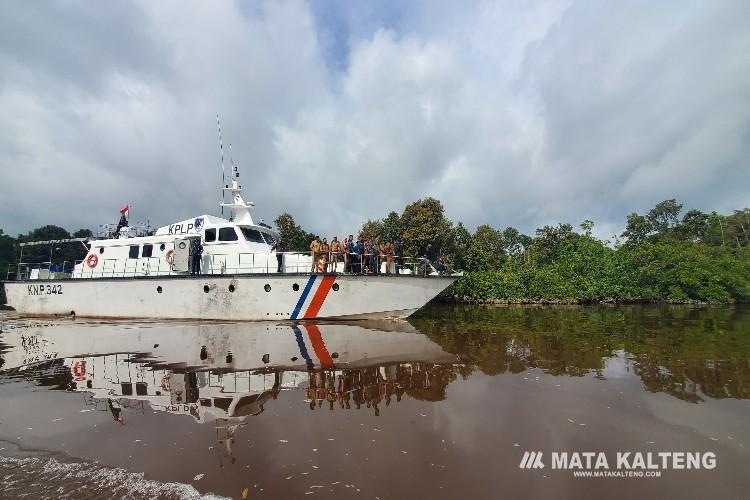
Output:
271,238,285,273
190,237,203,275
320,238,330,272
330,236,341,272
419,254,430,276
362,240,371,274
378,240,388,274
345,234,354,272
385,240,394,274
310,236,321,272
353,239,363,273
394,239,402,274
341,236,349,272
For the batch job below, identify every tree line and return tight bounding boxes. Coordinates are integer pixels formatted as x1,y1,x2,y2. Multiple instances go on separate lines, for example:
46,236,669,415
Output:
276,197,750,303
2,199,748,304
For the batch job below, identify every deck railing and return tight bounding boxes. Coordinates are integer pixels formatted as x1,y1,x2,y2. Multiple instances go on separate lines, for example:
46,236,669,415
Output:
4,251,453,281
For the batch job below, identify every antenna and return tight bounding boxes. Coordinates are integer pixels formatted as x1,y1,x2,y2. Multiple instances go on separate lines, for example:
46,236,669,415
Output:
217,114,226,218
229,143,239,181
229,143,237,222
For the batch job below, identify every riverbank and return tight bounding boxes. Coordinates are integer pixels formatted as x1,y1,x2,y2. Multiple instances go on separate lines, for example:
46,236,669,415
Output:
440,258,750,305
440,296,722,305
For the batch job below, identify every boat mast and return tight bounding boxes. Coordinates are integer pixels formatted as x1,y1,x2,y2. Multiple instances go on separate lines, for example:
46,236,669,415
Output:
217,114,226,218
220,142,254,225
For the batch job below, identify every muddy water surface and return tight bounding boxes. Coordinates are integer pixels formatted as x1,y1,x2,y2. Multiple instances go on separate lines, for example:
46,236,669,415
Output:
0,305,748,499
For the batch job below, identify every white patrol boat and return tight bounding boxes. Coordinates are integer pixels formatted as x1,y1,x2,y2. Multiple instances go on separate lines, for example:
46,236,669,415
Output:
3,165,458,320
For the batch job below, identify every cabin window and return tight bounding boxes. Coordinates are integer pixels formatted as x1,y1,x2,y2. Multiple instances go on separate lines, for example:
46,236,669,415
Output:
219,227,239,242
205,228,216,242
121,383,133,396
98,247,104,254
129,245,139,259
142,244,153,258
262,232,276,245
135,382,148,396
214,398,232,412
240,227,265,243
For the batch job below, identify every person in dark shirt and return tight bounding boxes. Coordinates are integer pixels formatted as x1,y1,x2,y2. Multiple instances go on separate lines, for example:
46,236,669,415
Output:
271,238,285,273
419,254,430,276
114,213,128,239
353,240,363,274
190,237,203,275
435,255,446,273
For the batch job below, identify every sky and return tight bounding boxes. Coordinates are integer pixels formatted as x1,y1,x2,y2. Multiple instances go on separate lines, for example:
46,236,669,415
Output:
1,0,748,241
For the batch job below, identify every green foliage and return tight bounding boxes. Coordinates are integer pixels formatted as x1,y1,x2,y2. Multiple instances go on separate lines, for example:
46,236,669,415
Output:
444,222,471,270
531,223,575,265
399,198,452,259
646,198,683,233
443,236,750,304
273,213,314,252
464,224,505,271
358,219,384,242
1,225,95,304
339,195,750,304
73,228,93,238
17,225,88,270
381,211,400,241
622,213,651,245
0,230,17,303
580,219,594,237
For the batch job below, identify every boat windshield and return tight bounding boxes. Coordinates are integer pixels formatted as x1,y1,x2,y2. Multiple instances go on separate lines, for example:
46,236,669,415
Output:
240,227,266,244
262,232,275,245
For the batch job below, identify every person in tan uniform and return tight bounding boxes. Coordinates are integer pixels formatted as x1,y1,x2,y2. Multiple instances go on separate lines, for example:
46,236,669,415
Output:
310,236,321,272
320,238,330,272
375,240,388,273
330,236,341,272
384,240,394,274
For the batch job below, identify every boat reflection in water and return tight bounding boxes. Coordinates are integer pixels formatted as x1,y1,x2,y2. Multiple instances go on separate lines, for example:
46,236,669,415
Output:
0,319,464,424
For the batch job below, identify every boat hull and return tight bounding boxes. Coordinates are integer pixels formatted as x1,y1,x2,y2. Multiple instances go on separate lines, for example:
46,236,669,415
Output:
2,274,456,320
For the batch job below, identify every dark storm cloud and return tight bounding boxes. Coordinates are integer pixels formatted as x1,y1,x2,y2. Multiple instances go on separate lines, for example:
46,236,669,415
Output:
0,2,167,92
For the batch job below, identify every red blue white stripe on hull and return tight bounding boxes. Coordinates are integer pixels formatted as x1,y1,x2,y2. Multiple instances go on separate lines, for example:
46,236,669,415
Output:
290,275,337,320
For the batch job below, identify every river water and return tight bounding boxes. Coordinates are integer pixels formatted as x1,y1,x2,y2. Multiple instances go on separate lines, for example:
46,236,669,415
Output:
0,305,748,499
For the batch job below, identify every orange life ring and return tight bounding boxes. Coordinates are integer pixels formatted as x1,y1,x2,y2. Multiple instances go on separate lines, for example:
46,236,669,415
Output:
86,254,98,268
316,259,325,272
160,376,170,390
165,250,175,265
72,360,86,381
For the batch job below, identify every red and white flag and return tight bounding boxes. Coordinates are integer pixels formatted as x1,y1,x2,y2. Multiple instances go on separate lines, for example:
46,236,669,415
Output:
120,205,129,216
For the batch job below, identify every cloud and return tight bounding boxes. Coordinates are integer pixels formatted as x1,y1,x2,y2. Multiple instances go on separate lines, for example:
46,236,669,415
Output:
0,0,748,240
